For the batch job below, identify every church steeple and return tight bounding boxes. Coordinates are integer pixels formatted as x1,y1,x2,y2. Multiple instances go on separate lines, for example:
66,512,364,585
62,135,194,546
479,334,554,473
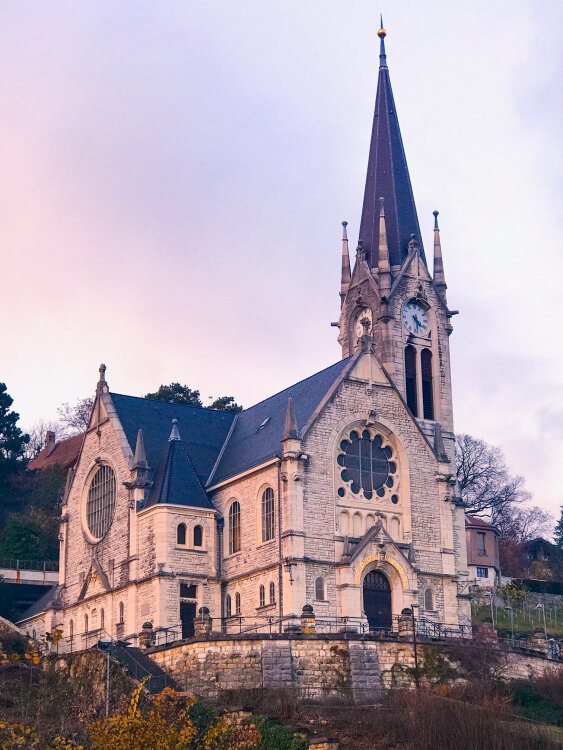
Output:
358,23,426,270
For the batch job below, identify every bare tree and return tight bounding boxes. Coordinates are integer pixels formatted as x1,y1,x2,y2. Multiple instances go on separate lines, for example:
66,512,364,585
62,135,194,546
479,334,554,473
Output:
57,397,94,435
455,434,531,516
493,503,553,544
23,419,64,459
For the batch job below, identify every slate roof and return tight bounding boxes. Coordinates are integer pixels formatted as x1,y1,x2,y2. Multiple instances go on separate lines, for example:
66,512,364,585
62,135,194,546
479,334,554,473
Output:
465,514,498,533
109,393,235,488
359,32,426,269
18,585,62,622
211,357,351,485
144,428,212,510
28,433,84,472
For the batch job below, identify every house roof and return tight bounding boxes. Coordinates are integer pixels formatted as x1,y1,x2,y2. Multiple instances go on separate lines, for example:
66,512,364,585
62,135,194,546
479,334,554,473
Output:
465,514,498,533
358,29,426,269
210,357,352,485
28,433,84,471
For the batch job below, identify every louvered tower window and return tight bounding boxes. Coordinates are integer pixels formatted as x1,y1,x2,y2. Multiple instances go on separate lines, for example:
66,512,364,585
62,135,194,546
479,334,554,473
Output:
421,348,434,420
404,345,418,416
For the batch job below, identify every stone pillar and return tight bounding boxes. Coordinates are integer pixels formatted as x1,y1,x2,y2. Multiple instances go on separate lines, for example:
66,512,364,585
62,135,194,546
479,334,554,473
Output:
399,608,413,639
139,622,155,649
194,607,212,638
300,605,316,634
531,628,548,654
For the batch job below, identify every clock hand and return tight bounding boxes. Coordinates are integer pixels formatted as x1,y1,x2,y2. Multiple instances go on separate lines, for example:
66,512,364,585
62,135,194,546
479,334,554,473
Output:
413,314,421,331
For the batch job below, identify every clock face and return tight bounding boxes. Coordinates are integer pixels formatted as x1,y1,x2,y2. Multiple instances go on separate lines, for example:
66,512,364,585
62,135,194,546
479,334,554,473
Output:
402,301,428,335
354,308,372,341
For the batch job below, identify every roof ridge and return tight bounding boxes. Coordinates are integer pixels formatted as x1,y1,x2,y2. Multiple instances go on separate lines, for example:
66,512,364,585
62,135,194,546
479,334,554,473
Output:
109,391,236,416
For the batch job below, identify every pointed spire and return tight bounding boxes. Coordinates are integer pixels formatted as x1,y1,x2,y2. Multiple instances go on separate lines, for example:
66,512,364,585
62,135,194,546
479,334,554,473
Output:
340,221,351,306
359,24,426,270
133,429,148,469
433,210,447,300
377,197,391,298
282,397,298,441
169,418,181,441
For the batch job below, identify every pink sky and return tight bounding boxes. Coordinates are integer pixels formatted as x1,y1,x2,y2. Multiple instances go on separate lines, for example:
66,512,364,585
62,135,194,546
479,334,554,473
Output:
2,1,562,519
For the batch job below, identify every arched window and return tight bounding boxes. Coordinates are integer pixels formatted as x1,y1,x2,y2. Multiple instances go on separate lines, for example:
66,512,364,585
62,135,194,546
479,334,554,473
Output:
269,582,275,605
366,514,376,529
353,512,363,537
235,592,241,615
405,345,418,416
315,577,325,601
69,619,74,639
177,523,186,545
391,517,401,540
226,594,232,618
339,511,349,535
229,501,241,554
259,585,265,608
421,348,434,420
84,614,89,633
119,602,124,624
193,525,203,547
424,588,434,611
100,608,105,631
86,464,116,539
261,488,275,542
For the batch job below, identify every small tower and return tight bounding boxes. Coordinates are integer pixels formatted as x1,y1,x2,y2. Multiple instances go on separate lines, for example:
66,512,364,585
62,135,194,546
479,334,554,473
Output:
340,221,351,307
433,210,447,302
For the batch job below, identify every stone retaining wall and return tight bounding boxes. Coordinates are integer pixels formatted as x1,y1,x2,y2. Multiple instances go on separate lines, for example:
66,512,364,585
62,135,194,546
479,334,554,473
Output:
148,634,560,701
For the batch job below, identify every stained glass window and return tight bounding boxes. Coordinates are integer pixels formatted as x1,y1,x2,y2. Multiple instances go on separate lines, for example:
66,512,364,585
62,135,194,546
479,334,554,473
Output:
339,431,393,496
86,464,116,539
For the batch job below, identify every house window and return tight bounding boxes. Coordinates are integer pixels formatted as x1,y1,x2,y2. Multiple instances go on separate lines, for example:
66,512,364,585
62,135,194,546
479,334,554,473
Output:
100,608,105,631
226,595,232,618
477,567,488,578
69,619,74,639
269,582,275,605
404,345,418,416
259,585,265,608
477,532,486,555
84,614,89,633
86,464,117,539
177,523,186,545
421,348,434,420
261,488,275,542
229,501,241,554
118,602,124,624
180,583,197,599
424,588,434,611
235,592,241,615
315,577,325,601
193,525,203,547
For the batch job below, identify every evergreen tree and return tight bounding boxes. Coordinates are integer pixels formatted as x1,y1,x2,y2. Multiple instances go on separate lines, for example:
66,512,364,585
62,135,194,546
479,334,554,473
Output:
145,383,203,407
209,395,243,413
0,382,29,517
554,504,563,549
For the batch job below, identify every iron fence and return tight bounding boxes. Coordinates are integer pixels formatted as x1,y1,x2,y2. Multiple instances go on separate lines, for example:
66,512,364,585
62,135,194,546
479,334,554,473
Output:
0,558,58,572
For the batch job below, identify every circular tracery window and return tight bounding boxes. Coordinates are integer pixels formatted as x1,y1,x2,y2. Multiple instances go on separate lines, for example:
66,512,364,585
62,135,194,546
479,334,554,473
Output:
86,464,116,539
337,429,398,501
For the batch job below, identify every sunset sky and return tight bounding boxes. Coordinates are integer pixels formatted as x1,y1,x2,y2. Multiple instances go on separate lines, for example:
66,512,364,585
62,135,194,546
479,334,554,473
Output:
2,2,562,518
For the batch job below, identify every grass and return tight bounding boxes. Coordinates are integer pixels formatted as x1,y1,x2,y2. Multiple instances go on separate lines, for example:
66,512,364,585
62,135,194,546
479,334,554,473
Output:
472,604,563,637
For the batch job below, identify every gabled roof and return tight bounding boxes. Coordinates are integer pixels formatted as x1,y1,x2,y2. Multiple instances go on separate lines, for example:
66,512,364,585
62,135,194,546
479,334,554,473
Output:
465,514,498,533
109,393,235,487
358,29,425,269
17,585,62,623
28,433,84,472
144,425,212,510
210,358,352,485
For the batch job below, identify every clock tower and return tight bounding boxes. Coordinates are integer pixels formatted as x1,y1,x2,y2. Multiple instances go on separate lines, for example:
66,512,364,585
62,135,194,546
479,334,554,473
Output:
337,24,456,453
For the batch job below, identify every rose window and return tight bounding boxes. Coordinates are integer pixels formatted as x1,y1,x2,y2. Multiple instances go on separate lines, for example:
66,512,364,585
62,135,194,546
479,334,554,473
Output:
337,429,399,502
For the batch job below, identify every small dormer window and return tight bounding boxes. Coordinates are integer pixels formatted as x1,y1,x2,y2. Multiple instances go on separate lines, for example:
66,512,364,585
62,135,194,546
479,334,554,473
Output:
258,417,271,430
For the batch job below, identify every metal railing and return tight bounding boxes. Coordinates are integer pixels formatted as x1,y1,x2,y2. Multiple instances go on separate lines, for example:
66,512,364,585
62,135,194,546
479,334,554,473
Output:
0,558,59,572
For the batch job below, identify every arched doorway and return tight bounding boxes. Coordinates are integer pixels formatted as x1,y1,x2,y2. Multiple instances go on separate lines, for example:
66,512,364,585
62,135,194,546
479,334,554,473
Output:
363,570,391,631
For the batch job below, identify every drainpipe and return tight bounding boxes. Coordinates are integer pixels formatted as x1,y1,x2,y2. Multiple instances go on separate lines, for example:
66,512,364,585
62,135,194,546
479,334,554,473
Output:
277,461,283,632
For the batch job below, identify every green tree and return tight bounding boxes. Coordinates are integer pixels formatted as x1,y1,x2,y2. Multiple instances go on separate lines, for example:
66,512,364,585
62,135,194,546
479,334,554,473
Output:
554,504,563,549
145,383,203,407
209,395,243,413
0,383,29,518
0,514,54,560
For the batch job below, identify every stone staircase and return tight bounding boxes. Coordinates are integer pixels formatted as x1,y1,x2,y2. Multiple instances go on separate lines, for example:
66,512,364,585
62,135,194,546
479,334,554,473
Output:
107,643,176,694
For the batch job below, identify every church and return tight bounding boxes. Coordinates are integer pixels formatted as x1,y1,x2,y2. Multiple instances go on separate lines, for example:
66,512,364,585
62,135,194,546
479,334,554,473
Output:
19,26,471,648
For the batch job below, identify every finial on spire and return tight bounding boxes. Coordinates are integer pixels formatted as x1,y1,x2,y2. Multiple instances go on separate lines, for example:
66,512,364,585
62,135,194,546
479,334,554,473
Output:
282,397,299,441
379,196,385,218
340,221,351,305
342,220,348,240
96,363,108,395
378,15,387,68
169,418,181,441
99,363,106,382
433,210,447,299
